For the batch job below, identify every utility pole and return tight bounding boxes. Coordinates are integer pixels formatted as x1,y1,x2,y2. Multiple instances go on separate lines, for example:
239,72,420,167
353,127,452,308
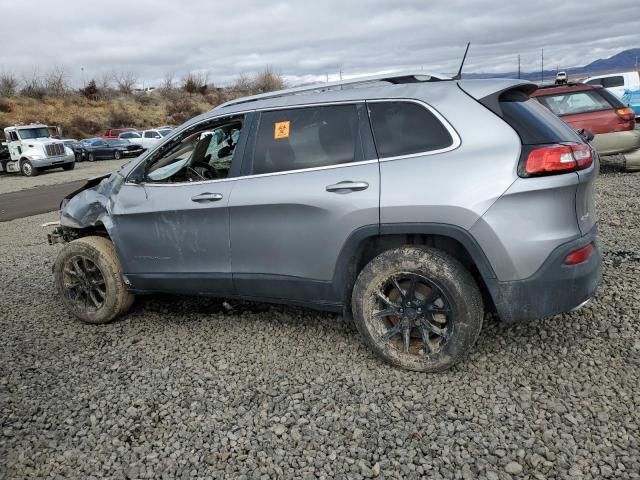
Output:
339,70,343,81
517,55,521,79
541,48,544,83
326,73,329,83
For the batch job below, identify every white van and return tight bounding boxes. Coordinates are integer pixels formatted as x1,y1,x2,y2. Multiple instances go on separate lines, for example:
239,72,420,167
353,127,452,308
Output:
584,71,640,99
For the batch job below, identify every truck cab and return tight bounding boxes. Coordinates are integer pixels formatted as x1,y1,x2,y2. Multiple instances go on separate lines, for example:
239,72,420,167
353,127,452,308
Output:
1,124,75,176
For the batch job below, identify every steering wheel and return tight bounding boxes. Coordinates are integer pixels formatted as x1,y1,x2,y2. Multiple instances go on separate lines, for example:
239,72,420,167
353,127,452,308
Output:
188,161,218,180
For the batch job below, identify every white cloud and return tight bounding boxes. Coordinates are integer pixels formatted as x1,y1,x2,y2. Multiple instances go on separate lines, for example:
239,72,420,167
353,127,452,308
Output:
0,0,638,87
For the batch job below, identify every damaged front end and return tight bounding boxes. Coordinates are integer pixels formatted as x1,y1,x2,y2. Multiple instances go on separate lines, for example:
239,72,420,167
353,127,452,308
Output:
48,172,126,245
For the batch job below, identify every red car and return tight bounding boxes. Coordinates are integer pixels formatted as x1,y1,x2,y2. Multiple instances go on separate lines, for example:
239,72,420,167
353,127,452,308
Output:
100,128,137,139
531,83,639,170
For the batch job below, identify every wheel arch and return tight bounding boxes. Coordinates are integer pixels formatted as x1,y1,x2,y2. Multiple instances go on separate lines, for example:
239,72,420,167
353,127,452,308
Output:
332,223,498,311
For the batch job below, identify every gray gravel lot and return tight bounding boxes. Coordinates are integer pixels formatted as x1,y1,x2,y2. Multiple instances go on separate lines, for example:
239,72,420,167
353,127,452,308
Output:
1,170,639,479
0,159,129,195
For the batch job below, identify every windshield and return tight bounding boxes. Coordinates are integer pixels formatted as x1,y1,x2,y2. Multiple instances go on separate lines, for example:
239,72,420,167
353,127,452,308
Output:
18,127,50,140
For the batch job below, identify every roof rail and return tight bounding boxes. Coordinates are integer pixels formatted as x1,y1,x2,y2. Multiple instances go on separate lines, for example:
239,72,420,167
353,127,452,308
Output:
215,71,451,110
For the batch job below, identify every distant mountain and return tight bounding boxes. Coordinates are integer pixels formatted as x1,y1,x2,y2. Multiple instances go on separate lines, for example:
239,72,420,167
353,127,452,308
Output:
463,48,640,81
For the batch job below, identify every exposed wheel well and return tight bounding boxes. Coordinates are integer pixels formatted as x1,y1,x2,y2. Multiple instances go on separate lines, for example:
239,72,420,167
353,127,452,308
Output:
343,233,496,313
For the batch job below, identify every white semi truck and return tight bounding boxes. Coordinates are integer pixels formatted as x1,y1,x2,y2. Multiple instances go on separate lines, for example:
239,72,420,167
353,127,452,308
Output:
0,124,75,176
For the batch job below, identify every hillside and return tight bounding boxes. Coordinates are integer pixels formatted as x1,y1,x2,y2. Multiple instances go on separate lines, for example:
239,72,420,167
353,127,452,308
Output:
464,48,640,81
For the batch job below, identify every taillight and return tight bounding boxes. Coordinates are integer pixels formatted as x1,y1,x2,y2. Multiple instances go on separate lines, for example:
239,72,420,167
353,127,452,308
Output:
616,107,636,122
522,143,593,176
564,243,594,265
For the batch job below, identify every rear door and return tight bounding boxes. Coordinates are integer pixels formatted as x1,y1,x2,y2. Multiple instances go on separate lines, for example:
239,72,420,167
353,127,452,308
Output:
227,103,379,305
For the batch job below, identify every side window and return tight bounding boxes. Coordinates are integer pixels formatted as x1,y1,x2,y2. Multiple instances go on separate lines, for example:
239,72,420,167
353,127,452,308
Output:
585,79,602,86
368,101,453,158
143,132,152,138
602,76,624,88
251,104,359,175
144,117,243,183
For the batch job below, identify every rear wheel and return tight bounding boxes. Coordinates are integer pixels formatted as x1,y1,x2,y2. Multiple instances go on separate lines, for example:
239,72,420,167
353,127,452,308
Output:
54,236,134,324
20,159,39,176
351,246,483,372
62,162,75,171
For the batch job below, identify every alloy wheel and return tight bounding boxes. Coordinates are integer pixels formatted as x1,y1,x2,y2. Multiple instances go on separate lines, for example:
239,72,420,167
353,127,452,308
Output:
371,272,453,356
62,255,107,312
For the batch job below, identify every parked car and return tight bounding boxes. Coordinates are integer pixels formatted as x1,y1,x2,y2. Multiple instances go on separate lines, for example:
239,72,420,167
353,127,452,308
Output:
621,89,640,118
531,82,640,171
100,128,138,139
139,128,173,149
118,131,145,147
80,138,144,161
48,73,601,373
584,71,640,99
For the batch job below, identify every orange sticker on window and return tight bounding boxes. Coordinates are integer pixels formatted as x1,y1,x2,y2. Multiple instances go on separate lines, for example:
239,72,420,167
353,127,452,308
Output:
274,121,290,139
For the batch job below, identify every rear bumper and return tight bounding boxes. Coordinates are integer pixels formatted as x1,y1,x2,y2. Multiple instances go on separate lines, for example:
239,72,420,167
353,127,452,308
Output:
489,225,601,323
591,129,640,156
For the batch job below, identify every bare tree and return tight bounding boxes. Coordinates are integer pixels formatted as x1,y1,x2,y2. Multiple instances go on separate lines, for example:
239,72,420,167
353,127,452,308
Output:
160,72,176,93
44,66,68,97
252,65,285,93
0,71,19,97
182,71,209,94
21,71,47,99
114,71,137,94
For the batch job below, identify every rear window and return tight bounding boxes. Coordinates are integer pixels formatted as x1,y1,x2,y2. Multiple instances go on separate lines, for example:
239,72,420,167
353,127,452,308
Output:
368,101,453,158
535,90,612,116
499,91,582,144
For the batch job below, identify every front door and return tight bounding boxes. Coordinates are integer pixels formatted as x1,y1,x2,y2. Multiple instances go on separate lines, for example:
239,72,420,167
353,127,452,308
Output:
228,103,379,306
111,114,251,295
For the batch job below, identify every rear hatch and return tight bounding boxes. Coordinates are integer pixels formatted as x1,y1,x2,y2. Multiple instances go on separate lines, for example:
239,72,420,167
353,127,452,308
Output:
459,81,597,236
533,87,635,134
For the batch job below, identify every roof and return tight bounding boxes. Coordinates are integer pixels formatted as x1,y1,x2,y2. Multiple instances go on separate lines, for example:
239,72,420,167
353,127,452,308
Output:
210,74,534,117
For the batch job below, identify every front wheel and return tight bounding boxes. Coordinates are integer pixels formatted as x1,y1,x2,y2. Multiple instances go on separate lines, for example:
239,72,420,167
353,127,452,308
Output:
88,152,95,162
351,246,483,372
62,162,75,171
54,236,134,324
114,150,121,160
21,159,39,176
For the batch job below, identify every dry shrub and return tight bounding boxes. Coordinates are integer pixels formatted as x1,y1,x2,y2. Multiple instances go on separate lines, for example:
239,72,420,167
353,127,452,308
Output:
108,104,137,128
0,72,18,97
0,98,11,113
166,94,205,124
182,72,208,94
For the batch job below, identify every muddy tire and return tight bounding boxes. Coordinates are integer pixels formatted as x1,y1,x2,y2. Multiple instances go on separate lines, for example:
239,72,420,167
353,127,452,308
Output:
351,246,483,372
54,236,134,324
21,159,39,176
62,162,75,171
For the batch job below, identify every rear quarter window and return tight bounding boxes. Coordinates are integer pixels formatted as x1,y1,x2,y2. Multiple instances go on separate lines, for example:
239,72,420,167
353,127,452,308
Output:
602,76,624,88
367,101,454,158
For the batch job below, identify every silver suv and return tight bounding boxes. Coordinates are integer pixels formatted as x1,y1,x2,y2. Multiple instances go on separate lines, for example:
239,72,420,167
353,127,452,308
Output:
49,73,601,372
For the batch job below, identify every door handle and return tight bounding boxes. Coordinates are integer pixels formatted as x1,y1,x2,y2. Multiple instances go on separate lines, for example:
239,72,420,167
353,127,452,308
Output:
325,181,369,193
191,192,223,202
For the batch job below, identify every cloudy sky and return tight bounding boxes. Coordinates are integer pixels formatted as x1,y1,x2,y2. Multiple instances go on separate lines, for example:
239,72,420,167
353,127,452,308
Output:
1,0,639,87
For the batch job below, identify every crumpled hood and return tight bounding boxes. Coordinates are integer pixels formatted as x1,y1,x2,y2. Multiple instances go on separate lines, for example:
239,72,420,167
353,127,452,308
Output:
60,172,125,228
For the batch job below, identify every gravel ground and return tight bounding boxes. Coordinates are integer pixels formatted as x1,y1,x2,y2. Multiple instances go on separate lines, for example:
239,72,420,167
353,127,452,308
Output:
1,170,639,479
0,159,130,194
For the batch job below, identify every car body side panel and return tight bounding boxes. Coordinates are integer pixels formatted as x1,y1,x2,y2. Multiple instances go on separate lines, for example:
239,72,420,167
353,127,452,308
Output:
470,172,582,281
378,87,521,231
